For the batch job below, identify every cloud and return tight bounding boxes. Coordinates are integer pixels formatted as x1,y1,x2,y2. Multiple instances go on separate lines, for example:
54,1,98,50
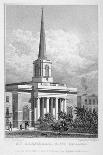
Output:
5,28,98,94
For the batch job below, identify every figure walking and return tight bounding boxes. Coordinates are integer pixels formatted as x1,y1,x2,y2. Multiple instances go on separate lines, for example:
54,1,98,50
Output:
9,122,12,131
20,124,22,130
25,122,27,130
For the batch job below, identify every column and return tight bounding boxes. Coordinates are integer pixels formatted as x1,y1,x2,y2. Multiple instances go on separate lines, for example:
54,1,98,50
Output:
46,97,49,113
31,104,34,127
61,98,64,112
44,98,47,115
55,98,58,120
53,98,56,117
49,98,53,115
37,98,40,120
51,98,53,115
58,98,61,113
34,98,37,123
29,109,32,127
64,98,67,114
63,99,65,112
40,98,44,117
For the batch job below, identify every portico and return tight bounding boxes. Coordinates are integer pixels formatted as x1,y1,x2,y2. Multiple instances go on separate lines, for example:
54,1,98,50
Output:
33,97,67,122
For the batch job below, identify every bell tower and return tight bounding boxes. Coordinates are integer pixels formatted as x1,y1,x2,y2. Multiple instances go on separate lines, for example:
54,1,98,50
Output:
32,8,53,83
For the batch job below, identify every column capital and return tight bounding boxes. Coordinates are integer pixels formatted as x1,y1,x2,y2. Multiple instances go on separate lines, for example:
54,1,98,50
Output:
56,97,59,99
37,97,40,99
47,97,50,99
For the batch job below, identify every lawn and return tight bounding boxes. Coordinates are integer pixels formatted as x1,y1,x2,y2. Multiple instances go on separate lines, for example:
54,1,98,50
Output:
5,130,98,138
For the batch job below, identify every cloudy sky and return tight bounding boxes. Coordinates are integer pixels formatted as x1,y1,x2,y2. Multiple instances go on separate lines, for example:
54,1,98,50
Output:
5,5,98,95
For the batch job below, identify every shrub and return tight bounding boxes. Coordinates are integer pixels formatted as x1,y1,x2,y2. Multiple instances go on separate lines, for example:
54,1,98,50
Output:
73,107,98,134
37,113,55,131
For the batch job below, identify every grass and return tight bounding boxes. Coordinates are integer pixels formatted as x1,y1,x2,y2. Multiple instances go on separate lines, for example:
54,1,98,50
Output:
5,130,98,138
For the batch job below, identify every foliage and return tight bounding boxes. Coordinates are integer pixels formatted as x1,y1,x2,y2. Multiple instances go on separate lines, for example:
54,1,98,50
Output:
37,109,98,134
51,111,73,132
58,111,73,123
37,113,55,130
73,107,98,134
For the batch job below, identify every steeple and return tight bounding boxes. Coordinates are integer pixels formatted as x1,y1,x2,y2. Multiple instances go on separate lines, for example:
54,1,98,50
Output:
32,8,53,83
38,8,47,59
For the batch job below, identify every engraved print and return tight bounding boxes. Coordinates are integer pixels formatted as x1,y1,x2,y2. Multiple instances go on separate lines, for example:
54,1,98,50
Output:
5,5,98,138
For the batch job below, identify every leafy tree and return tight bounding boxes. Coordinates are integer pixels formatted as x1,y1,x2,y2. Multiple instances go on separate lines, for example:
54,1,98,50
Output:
37,113,55,130
58,111,67,120
74,107,86,118
43,113,54,124
73,107,98,134
58,111,73,123
51,111,73,132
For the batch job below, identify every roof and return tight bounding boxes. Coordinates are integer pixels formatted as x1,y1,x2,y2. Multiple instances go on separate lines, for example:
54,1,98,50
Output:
6,81,32,86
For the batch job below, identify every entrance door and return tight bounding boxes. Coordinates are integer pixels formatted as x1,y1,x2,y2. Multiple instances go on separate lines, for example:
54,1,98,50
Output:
23,106,29,122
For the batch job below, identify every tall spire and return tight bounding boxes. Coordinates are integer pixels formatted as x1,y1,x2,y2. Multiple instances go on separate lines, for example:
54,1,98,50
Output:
38,8,47,59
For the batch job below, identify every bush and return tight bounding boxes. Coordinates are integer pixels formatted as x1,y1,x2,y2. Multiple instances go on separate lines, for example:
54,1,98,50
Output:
51,111,73,132
37,113,55,131
73,107,98,134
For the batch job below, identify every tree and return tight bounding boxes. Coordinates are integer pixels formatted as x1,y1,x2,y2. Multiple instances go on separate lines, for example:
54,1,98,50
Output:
74,107,86,118
73,107,98,134
38,113,55,131
51,111,73,132
58,111,67,120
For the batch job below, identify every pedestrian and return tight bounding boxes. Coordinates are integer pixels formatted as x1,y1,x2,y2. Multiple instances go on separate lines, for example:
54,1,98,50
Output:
20,124,22,130
25,122,27,130
27,122,29,128
9,122,12,131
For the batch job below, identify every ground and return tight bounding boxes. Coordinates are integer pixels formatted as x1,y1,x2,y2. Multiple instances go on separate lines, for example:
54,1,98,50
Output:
5,129,98,138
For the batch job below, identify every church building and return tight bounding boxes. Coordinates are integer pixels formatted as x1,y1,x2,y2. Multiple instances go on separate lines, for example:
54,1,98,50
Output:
5,9,77,129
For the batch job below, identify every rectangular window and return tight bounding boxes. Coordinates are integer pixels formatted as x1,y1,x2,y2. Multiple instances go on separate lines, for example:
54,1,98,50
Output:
6,96,9,102
89,99,91,105
89,108,92,112
44,98,47,108
85,99,87,104
93,99,95,105
6,107,9,116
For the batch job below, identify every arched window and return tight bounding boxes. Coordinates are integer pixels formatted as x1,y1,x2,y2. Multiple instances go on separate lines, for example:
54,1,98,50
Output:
45,65,49,77
23,106,29,121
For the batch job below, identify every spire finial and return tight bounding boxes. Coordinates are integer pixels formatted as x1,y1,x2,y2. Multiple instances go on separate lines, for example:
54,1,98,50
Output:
41,7,43,14
38,7,46,59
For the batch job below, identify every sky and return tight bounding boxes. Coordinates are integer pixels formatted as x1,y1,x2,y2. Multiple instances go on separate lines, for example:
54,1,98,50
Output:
5,5,98,95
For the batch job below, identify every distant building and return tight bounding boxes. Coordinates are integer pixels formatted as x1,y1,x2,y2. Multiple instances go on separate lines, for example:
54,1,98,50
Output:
66,91,77,119
77,94,98,113
5,9,77,129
